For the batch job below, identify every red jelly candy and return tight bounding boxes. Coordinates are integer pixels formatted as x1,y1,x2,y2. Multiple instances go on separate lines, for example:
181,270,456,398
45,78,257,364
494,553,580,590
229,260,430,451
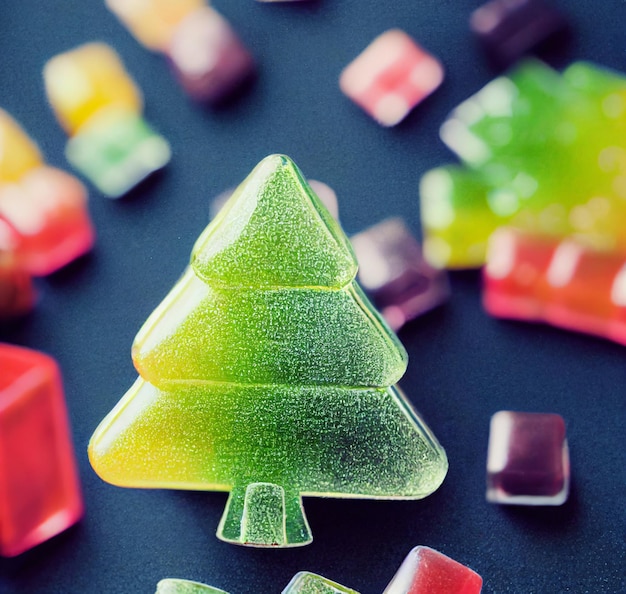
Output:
384,546,483,593
0,166,94,276
484,228,626,344
0,344,83,556
0,218,35,318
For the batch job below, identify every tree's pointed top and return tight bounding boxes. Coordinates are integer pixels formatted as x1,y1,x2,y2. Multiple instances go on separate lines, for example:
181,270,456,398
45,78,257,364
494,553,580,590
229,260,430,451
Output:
192,155,357,289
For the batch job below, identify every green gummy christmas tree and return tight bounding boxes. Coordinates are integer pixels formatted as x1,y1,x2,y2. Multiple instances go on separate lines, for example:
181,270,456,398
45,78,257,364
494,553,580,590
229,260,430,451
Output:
89,154,448,547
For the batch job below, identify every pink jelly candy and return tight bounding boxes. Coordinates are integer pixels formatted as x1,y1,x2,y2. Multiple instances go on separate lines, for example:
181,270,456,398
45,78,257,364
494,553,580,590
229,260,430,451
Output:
340,29,444,126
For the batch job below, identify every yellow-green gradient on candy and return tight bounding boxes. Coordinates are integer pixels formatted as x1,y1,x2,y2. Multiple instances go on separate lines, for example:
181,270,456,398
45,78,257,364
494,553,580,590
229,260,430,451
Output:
89,155,448,547
421,60,626,269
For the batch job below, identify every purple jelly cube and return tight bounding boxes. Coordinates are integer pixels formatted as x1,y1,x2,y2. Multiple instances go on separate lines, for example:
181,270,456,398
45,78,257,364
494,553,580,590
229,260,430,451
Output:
167,6,254,104
487,411,570,505
351,218,450,331
470,0,568,68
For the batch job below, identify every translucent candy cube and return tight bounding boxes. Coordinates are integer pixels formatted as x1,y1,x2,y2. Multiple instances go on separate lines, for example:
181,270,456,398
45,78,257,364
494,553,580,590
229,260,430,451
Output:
0,218,34,318
43,43,143,136
0,166,94,275
105,0,203,51
167,6,254,104
340,29,444,126
65,107,171,198
484,228,626,345
351,218,449,330
0,344,83,556
487,410,569,505
0,109,42,183
470,0,568,68
384,546,483,594
282,572,359,593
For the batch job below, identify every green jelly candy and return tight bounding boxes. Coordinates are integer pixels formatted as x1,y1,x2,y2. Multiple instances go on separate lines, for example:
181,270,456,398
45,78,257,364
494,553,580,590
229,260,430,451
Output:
422,60,626,268
156,579,228,594
281,572,359,594
66,106,170,198
89,154,448,547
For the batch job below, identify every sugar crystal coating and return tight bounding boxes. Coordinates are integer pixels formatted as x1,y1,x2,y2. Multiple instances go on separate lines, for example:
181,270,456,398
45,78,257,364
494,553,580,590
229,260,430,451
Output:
89,154,447,548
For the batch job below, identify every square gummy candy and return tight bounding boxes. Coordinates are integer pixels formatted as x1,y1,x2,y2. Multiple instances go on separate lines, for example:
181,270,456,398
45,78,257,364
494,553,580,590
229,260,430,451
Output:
470,0,568,68
0,344,83,556
351,218,449,330
487,410,569,505
384,546,483,593
167,6,254,104
340,29,444,126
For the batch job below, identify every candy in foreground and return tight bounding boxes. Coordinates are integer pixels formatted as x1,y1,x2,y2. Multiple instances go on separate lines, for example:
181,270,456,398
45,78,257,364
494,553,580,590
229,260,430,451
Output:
282,572,358,593
384,546,483,593
0,344,83,556
420,60,626,268
351,218,450,330
340,29,444,126
470,0,568,68
484,228,626,344
89,154,447,547
156,579,228,594
487,411,569,505
44,43,170,198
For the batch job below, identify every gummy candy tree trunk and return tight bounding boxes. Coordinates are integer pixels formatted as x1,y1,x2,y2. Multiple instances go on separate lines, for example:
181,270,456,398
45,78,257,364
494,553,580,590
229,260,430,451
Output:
89,155,448,547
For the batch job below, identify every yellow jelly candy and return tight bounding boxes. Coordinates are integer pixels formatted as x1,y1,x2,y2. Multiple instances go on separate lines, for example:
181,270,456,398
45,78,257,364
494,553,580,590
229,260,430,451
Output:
0,109,42,182
43,43,142,135
106,0,204,51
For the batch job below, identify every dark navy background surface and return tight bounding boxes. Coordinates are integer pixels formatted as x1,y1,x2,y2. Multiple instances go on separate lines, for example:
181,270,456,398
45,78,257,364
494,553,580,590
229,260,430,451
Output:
0,1,625,592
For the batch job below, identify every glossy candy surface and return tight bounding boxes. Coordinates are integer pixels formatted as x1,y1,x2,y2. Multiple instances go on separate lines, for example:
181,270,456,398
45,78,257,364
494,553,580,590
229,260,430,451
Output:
340,30,444,127
484,228,626,344
0,344,83,556
470,0,568,68
89,154,448,547
351,218,450,330
486,410,569,505
156,579,228,594
282,572,359,594
384,546,483,594
420,60,626,268
167,6,254,104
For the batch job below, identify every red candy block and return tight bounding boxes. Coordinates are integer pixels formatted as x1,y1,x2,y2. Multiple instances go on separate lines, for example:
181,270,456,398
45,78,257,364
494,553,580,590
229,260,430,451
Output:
0,166,94,276
384,546,483,594
484,228,626,344
167,6,254,104
0,344,83,556
340,29,444,126
0,218,35,318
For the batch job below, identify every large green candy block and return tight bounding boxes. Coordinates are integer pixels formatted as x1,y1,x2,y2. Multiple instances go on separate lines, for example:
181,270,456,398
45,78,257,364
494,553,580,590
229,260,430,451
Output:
89,155,448,547
420,60,626,268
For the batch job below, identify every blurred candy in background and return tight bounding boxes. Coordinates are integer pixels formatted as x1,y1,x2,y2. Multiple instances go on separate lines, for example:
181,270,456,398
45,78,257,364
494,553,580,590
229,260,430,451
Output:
44,43,170,198
107,0,254,105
